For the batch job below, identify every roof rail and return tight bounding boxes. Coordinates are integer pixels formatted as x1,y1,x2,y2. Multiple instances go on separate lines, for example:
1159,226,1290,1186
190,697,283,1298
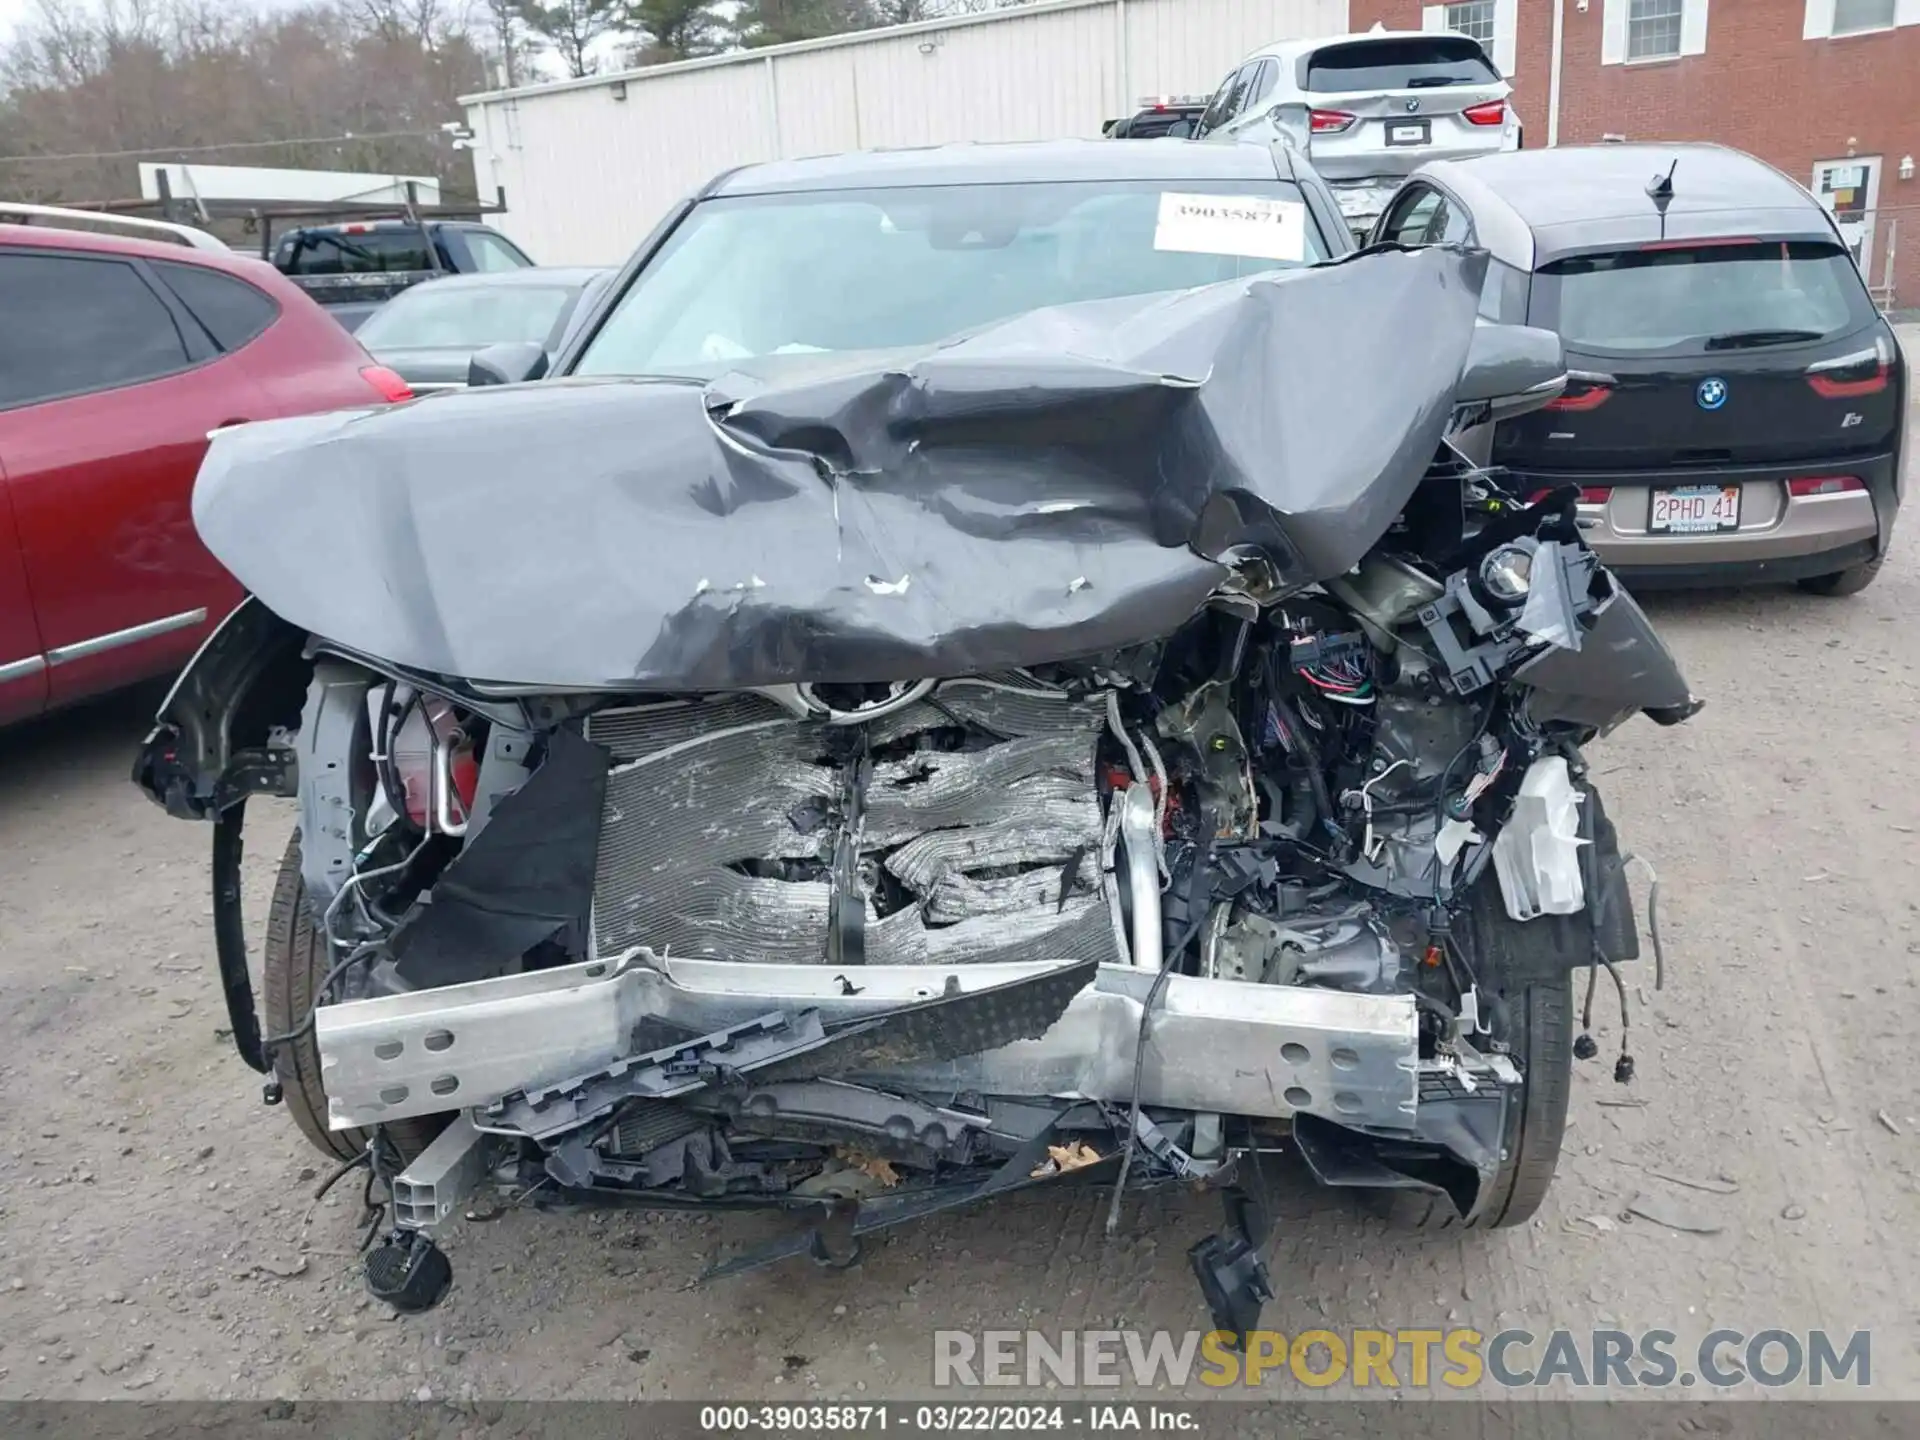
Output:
0,201,231,252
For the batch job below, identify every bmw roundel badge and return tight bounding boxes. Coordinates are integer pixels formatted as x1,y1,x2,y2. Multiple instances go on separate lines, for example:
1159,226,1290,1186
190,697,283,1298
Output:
1696,377,1728,411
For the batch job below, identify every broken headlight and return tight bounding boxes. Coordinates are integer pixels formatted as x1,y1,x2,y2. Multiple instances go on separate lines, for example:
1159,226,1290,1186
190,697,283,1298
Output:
1479,544,1534,604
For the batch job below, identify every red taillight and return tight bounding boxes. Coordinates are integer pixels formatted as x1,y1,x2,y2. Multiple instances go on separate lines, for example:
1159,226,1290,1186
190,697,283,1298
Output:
1527,486,1614,505
1545,382,1612,412
1462,100,1506,127
1639,236,1758,251
1786,475,1865,497
1310,109,1356,134
360,364,414,403
1807,362,1889,398
1807,337,1893,398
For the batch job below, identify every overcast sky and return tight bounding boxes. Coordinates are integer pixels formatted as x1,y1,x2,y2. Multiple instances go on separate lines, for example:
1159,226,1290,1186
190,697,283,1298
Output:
0,0,27,44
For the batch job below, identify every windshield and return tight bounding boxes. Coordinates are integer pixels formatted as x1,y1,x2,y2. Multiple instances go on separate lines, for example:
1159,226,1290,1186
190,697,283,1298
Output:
572,180,1327,377
1530,240,1866,355
464,230,535,272
356,283,577,350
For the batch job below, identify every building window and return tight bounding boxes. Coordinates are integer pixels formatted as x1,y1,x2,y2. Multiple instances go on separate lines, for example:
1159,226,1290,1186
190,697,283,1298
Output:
1831,0,1896,33
1445,1,1497,44
1423,0,1515,75
1627,0,1685,58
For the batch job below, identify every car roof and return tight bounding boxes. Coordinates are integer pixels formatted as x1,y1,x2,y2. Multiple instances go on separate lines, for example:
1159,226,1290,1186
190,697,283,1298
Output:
1252,29,1466,63
706,139,1286,195
1420,144,1837,264
393,265,606,292
286,219,496,235
2,220,271,272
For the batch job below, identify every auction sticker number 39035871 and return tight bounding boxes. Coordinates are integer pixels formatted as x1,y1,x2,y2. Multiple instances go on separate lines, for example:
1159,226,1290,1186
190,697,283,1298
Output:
1153,193,1307,263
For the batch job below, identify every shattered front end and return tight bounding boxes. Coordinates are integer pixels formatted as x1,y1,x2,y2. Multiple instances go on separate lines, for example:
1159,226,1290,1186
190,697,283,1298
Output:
136,245,1694,1338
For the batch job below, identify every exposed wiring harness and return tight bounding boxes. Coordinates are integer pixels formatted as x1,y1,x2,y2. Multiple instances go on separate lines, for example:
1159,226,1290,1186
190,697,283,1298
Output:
258,831,433,1064
1295,649,1374,705
1576,854,1665,1085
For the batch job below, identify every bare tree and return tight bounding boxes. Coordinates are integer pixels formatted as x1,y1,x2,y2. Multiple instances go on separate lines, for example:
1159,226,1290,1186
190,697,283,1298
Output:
475,0,540,87
514,0,619,78
351,0,448,48
0,0,498,207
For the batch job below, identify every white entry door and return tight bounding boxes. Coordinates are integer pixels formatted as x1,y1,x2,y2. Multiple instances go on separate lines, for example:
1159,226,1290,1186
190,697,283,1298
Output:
1811,157,1881,281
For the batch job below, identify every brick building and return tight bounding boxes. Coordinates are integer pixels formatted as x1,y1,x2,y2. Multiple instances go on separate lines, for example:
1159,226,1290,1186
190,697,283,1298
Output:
1348,0,1920,305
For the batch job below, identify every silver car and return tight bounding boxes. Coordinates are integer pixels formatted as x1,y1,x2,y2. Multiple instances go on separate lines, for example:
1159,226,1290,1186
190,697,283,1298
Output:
1195,28,1521,239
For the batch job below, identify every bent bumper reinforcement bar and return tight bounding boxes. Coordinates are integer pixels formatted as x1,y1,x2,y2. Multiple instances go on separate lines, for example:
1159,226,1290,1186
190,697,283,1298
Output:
315,954,1420,1134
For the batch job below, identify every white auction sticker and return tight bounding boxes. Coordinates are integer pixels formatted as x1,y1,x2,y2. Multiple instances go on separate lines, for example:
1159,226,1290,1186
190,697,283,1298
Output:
1152,192,1307,262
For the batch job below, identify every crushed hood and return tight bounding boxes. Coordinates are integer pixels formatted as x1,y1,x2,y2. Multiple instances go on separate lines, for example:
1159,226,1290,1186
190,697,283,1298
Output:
193,245,1488,690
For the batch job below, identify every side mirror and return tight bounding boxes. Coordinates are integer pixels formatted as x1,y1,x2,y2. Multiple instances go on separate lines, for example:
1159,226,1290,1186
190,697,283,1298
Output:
1455,323,1566,422
468,341,549,388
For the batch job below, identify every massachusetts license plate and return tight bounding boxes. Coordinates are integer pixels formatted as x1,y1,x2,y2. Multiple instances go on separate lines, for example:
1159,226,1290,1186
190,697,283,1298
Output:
1384,120,1430,147
1649,484,1741,534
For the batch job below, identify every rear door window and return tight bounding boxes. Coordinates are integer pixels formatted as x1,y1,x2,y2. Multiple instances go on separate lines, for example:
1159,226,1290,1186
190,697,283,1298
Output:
1197,64,1256,135
1529,240,1872,355
152,261,280,351
0,252,195,409
1305,37,1500,92
1243,59,1280,112
1378,187,1446,245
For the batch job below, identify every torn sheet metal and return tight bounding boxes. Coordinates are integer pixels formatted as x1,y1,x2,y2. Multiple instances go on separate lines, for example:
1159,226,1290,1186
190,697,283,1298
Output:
388,728,608,988
191,246,1488,690
583,682,1117,969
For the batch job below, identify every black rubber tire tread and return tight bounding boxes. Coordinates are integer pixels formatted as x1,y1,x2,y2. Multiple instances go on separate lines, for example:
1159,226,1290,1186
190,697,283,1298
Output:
1796,555,1883,597
1378,878,1575,1232
263,832,442,1164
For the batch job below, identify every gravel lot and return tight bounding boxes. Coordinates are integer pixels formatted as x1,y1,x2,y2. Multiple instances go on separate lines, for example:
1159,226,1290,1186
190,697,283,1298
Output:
2,350,1917,1404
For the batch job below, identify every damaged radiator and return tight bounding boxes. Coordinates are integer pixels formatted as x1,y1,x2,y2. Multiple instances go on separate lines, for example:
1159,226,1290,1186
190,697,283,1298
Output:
585,681,1122,968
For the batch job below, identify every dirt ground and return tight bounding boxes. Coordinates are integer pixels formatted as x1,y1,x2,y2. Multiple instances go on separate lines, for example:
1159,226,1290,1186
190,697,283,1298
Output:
2,363,1917,1406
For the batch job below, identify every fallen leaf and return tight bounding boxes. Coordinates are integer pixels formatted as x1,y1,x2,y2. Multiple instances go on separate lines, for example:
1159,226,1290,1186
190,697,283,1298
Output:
1645,1168,1740,1195
256,1254,310,1279
1030,1141,1102,1178
1626,1191,1724,1235
1569,1214,1616,1234
849,1152,898,1189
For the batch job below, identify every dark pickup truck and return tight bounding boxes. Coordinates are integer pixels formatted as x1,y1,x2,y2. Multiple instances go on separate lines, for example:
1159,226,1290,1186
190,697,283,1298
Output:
272,220,535,332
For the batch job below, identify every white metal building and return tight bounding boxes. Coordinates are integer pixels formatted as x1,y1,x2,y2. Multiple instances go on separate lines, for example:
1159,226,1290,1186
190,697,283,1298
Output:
461,0,1349,264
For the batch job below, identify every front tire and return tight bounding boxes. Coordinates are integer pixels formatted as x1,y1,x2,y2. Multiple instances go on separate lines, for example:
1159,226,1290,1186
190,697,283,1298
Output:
1378,881,1576,1232
263,832,443,1164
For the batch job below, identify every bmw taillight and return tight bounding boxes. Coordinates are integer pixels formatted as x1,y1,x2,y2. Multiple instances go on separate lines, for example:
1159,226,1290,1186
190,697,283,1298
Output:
1463,100,1507,126
1806,336,1892,398
1309,109,1357,134
360,364,415,403
1786,476,1865,497
1545,379,1613,411
1528,486,1614,505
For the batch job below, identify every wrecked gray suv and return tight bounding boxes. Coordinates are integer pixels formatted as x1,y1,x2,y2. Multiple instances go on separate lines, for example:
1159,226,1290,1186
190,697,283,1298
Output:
135,143,1697,1340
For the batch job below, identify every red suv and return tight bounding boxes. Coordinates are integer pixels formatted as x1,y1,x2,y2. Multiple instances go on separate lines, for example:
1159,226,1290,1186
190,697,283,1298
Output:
0,209,413,726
